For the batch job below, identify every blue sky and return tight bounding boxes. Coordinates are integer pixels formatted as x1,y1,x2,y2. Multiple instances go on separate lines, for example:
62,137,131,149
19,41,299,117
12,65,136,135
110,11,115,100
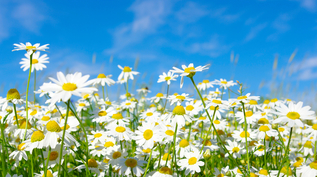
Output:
0,0,317,104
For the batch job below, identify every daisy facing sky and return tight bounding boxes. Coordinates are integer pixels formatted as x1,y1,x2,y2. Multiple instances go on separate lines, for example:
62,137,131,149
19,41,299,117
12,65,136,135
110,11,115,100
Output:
19,51,49,72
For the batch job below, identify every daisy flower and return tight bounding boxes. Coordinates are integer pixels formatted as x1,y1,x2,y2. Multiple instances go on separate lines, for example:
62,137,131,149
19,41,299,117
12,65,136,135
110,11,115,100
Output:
91,73,115,86
118,157,147,177
157,71,178,85
213,79,236,89
236,93,260,104
232,129,256,142
184,100,203,116
134,122,162,149
165,105,192,128
297,161,317,177
107,145,128,170
197,79,214,91
9,143,28,168
34,170,57,177
117,65,139,81
136,87,151,95
168,93,192,105
273,101,315,127
40,72,97,106
13,42,49,53
76,99,90,113
171,63,210,88
175,139,197,158
225,140,245,158
254,124,278,139
22,130,45,153
76,159,103,175
0,89,24,111
19,51,49,72
107,122,133,141
43,145,66,168
177,148,204,175
151,166,174,177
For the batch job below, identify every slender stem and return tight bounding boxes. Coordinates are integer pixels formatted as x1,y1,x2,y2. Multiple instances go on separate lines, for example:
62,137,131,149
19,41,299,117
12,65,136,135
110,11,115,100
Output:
34,69,36,103
241,102,250,174
220,87,224,99
162,84,170,113
58,100,70,176
315,141,317,161
277,127,293,177
143,149,153,177
45,147,51,177
264,136,267,169
1,123,7,176
30,151,34,177
200,107,217,153
23,52,34,141
69,106,90,175
13,104,19,128
102,85,105,100
170,123,178,169
187,123,191,142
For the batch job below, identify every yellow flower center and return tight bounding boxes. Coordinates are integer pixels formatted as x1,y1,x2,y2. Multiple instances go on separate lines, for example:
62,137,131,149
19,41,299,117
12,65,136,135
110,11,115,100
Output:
62,83,77,91
146,112,153,117
98,111,107,117
94,133,102,138
115,126,126,133
259,125,270,132
125,158,137,168
202,80,209,83
49,151,59,161
156,93,164,97
199,117,206,120
186,105,194,111
31,131,45,142
237,95,247,100
293,161,302,168
258,118,269,124
309,161,317,170
212,100,222,104
304,141,313,148
176,95,185,100
232,147,240,153
217,174,224,177
159,167,173,175
112,151,122,159
104,141,114,148
79,103,86,107
250,173,258,177
184,67,195,73
125,102,131,106
32,59,39,64
19,120,32,129
179,139,189,148
263,100,270,104
202,140,212,146
245,111,253,117
165,76,171,81
249,100,258,105
278,127,285,132
88,159,98,167
172,105,186,115
123,66,131,72
7,88,21,100
209,106,219,110
26,46,36,50
143,129,153,140
46,120,62,132
162,153,172,161
42,170,53,177
30,110,37,116
112,113,123,120
281,166,292,175
97,73,107,78
239,131,250,138
271,98,278,102
214,120,220,124
165,130,174,136
142,148,151,153
286,112,300,120
188,157,197,165
18,143,26,151
220,81,227,84
312,124,317,130
41,116,50,121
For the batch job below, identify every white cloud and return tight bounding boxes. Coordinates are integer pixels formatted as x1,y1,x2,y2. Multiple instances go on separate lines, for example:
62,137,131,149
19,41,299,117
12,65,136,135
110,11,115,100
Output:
12,3,46,33
210,7,240,23
105,0,173,55
290,57,317,80
297,0,316,12
267,13,292,41
186,36,229,57
244,23,267,42
176,2,208,23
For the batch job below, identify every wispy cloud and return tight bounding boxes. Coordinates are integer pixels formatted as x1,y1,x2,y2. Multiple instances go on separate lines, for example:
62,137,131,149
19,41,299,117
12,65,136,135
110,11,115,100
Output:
185,36,229,57
104,0,173,56
210,7,241,23
296,0,316,12
244,23,267,42
176,2,208,23
291,56,317,80
267,13,292,41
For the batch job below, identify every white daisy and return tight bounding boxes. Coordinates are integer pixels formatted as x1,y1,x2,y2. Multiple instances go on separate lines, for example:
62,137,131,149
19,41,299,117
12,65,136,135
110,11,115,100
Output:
19,51,49,72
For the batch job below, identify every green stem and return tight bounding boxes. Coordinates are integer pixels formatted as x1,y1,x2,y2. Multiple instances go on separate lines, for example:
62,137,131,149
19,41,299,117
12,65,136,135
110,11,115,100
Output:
264,136,267,169
187,123,191,142
13,104,19,128
1,123,7,176
170,123,178,169
102,85,105,100
277,127,293,177
143,149,153,177
23,52,34,141
315,141,317,161
69,106,90,176
45,147,51,177
162,84,170,113
241,102,250,174
58,100,70,176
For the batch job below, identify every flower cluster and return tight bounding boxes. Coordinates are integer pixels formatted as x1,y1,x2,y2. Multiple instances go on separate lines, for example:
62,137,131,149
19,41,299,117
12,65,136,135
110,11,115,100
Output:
1,42,317,177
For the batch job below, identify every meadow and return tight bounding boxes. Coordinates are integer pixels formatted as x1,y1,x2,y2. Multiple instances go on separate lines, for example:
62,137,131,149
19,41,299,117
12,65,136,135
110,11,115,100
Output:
1,42,316,177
